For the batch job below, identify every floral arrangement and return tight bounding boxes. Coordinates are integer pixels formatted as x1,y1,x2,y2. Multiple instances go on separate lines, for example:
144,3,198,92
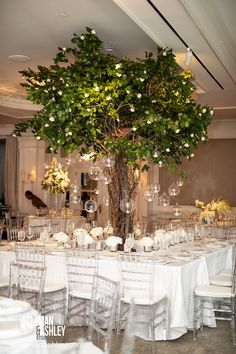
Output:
104,224,113,235
73,228,94,244
105,236,122,247
90,227,103,239
133,226,142,237
41,158,70,194
195,199,231,221
53,232,69,244
139,236,154,247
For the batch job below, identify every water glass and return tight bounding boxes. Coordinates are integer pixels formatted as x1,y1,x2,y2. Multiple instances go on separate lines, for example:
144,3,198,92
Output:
18,230,25,242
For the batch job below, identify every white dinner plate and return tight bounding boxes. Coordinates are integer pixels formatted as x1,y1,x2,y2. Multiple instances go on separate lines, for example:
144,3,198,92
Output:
0,299,31,317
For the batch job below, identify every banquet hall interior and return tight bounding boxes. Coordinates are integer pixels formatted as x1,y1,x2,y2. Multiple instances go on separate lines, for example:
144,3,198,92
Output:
0,1,236,354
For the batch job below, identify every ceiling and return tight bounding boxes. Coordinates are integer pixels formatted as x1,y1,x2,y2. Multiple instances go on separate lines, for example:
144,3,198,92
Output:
0,0,235,125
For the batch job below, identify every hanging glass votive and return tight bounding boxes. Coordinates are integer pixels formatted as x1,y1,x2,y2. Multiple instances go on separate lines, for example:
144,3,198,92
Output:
84,199,98,213
103,155,115,168
151,183,160,194
103,197,109,207
44,161,50,170
94,187,99,195
120,198,136,214
65,155,75,166
176,177,184,187
70,193,81,204
168,183,180,197
71,181,80,193
159,192,170,206
144,189,155,202
88,166,101,180
173,203,181,217
102,171,112,185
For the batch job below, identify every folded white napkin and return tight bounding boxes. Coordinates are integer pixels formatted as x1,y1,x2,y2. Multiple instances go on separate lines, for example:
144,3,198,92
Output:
53,232,69,243
74,229,94,245
105,236,122,247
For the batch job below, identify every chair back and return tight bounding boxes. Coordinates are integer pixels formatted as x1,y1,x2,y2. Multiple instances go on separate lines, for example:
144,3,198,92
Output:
119,254,154,303
0,225,3,244
29,224,47,240
6,226,24,241
9,262,46,310
15,243,46,266
65,248,97,294
88,274,118,354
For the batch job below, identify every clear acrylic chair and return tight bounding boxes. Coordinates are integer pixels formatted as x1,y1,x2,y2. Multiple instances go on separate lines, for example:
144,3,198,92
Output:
9,261,67,319
15,243,46,266
65,248,98,325
193,244,236,346
118,254,167,354
210,243,236,287
88,274,119,353
6,225,24,241
9,262,46,310
47,274,119,354
29,224,47,240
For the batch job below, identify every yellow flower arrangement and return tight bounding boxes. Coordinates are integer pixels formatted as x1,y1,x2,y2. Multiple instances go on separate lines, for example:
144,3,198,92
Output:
41,158,70,194
195,198,231,221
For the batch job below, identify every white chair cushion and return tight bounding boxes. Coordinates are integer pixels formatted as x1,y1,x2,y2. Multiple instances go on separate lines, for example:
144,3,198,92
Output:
220,269,231,276
69,289,92,300
43,282,66,293
194,284,234,298
122,293,166,305
47,342,104,354
210,275,232,287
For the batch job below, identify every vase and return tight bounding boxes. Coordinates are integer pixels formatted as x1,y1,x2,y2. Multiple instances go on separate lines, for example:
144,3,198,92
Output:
51,193,66,215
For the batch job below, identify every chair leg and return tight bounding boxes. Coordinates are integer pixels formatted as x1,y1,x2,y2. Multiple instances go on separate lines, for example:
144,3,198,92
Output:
231,301,236,346
150,305,156,354
193,295,198,341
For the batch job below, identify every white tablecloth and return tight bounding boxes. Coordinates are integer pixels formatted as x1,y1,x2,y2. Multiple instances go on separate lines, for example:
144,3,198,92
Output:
0,297,47,354
0,241,232,341
24,215,85,232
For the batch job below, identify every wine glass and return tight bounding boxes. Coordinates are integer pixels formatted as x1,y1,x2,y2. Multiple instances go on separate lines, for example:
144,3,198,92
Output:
27,228,33,242
125,233,134,253
18,230,25,242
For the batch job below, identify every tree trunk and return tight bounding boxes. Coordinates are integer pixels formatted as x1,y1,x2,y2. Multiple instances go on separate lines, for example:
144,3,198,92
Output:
107,152,139,241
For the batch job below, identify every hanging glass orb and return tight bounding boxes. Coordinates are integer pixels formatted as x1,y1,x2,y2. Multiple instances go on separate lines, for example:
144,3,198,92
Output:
94,187,99,195
70,193,81,204
120,198,135,214
44,162,50,169
173,203,181,217
57,160,64,168
103,197,109,207
65,155,75,166
103,156,115,168
159,192,170,206
102,172,111,185
84,199,98,213
168,183,180,197
71,181,80,193
89,166,101,180
176,177,184,187
151,183,160,194
144,189,155,202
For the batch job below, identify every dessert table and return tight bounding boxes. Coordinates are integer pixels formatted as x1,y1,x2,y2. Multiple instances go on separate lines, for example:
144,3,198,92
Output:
0,239,233,341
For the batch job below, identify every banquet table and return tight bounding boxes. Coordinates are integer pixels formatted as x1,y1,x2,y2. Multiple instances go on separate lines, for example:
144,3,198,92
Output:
24,215,85,232
0,239,233,341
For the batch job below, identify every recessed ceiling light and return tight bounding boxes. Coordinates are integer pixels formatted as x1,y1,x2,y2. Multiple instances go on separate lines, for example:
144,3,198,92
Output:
8,55,31,62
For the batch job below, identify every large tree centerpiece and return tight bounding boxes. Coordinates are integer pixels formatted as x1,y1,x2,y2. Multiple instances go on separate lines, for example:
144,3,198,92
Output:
14,27,213,239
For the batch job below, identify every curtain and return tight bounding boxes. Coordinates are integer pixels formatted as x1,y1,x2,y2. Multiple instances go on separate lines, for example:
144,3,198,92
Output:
5,136,18,211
